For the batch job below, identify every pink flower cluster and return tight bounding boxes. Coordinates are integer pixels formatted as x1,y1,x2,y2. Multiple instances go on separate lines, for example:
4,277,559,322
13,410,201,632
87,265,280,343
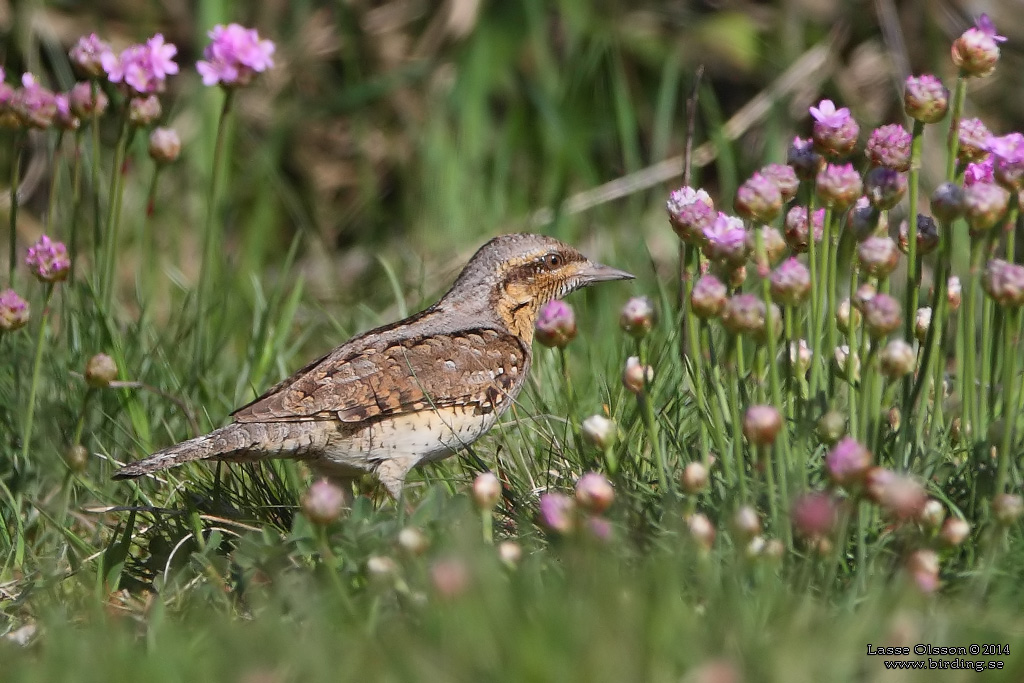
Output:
101,34,179,95
25,235,71,283
196,24,275,87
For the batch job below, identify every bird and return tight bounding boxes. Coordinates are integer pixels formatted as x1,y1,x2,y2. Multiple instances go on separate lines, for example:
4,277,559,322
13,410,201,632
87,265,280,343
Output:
114,233,633,499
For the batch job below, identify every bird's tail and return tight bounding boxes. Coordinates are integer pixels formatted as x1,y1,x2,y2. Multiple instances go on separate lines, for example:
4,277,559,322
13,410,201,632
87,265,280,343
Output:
113,424,258,479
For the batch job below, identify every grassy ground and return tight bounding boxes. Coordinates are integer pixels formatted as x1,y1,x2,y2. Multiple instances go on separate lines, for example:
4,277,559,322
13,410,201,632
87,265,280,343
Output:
3,2,1024,681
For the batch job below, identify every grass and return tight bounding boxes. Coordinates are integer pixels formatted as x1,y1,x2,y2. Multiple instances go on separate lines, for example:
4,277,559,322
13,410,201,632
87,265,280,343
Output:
3,2,1024,681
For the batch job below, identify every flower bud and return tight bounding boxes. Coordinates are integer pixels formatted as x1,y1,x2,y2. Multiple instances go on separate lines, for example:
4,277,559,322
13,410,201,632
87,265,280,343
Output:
957,118,991,163
535,300,576,348
301,479,346,525
769,257,811,306
864,166,907,210
581,414,616,450
832,345,860,382
619,296,656,338
690,274,727,319
862,293,902,339
990,133,1024,191
816,163,863,209
622,356,653,394
809,99,859,158
65,444,89,472
951,14,1005,78
904,74,949,124
732,505,761,540
25,235,71,283
835,299,861,335
857,235,900,279
930,182,965,222
826,436,871,486
702,213,748,267
899,215,939,256
575,473,614,514
783,206,824,253
963,182,1010,235
743,404,783,447
366,555,398,583
982,259,1024,307
992,493,1024,525
667,186,715,244
430,557,470,599
817,410,847,445
940,517,970,547
847,197,882,242
746,226,786,271
853,283,876,312
68,81,109,118
791,492,839,539
722,294,780,344
128,95,162,126
869,470,926,522
148,126,181,164
914,308,931,343
69,34,114,79
85,353,118,387
789,339,813,376
538,492,576,534
680,461,709,493
759,163,799,202
918,499,946,530
0,289,30,332
735,173,783,223
498,540,522,567
865,123,911,171
879,339,916,379
787,136,823,180
905,549,940,594
686,513,716,550
472,472,502,510
397,527,429,555
946,276,962,311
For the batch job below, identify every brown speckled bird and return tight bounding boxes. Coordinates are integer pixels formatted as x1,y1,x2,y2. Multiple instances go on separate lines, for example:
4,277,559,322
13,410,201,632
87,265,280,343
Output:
114,233,633,498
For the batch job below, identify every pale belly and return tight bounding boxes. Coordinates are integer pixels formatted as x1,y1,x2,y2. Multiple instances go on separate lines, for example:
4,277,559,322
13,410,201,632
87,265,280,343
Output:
316,406,501,475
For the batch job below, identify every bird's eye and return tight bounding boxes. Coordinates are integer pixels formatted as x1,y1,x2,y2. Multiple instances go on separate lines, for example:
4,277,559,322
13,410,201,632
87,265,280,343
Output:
546,254,562,268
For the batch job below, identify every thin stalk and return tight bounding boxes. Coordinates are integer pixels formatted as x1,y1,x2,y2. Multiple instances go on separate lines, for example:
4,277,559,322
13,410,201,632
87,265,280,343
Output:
822,207,837,397
900,120,926,453
8,130,23,286
194,89,236,368
945,75,968,180
965,241,986,438
807,196,822,399
100,108,130,311
21,285,54,462
725,334,748,502
682,245,711,462
141,168,162,296
90,82,102,266
639,389,669,497
69,131,83,281
995,308,1020,495
847,263,860,437
45,132,63,236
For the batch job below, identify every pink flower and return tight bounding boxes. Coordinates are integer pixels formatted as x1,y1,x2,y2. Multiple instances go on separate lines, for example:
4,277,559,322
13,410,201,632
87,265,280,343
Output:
69,34,114,79
702,213,748,266
196,24,275,87
538,492,575,534
0,289,30,332
964,157,994,186
25,235,71,283
535,299,576,348
103,34,179,95
809,99,850,128
13,73,57,129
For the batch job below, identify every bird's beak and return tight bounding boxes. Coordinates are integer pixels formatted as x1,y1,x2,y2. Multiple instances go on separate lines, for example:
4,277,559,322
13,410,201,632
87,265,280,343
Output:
581,261,635,283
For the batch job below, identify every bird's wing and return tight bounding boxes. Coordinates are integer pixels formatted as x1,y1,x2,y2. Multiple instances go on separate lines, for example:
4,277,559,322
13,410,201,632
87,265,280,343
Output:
231,328,528,423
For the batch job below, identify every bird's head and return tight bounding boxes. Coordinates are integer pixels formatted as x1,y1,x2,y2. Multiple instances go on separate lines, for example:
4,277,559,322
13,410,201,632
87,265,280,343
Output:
441,233,634,343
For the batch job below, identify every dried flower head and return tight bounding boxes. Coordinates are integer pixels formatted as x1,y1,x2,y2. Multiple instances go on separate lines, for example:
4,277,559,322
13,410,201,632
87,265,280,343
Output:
85,353,118,387
197,24,276,87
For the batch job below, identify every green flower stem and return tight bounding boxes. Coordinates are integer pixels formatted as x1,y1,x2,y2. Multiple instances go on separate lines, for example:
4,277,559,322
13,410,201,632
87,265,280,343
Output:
45,132,63,237
807,195,822,399
70,131,83,282
914,259,949,459
996,309,1021,495
701,323,730,463
100,107,131,311
858,345,878,453
70,388,96,449
900,120,926,452
981,296,996,437
194,88,237,369
22,285,54,462
847,263,861,437
8,130,23,287
725,334,748,502
945,75,968,180
481,509,494,545
639,387,669,497
822,207,837,397
90,82,103,267
141,167,163,297
682,245,711,462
